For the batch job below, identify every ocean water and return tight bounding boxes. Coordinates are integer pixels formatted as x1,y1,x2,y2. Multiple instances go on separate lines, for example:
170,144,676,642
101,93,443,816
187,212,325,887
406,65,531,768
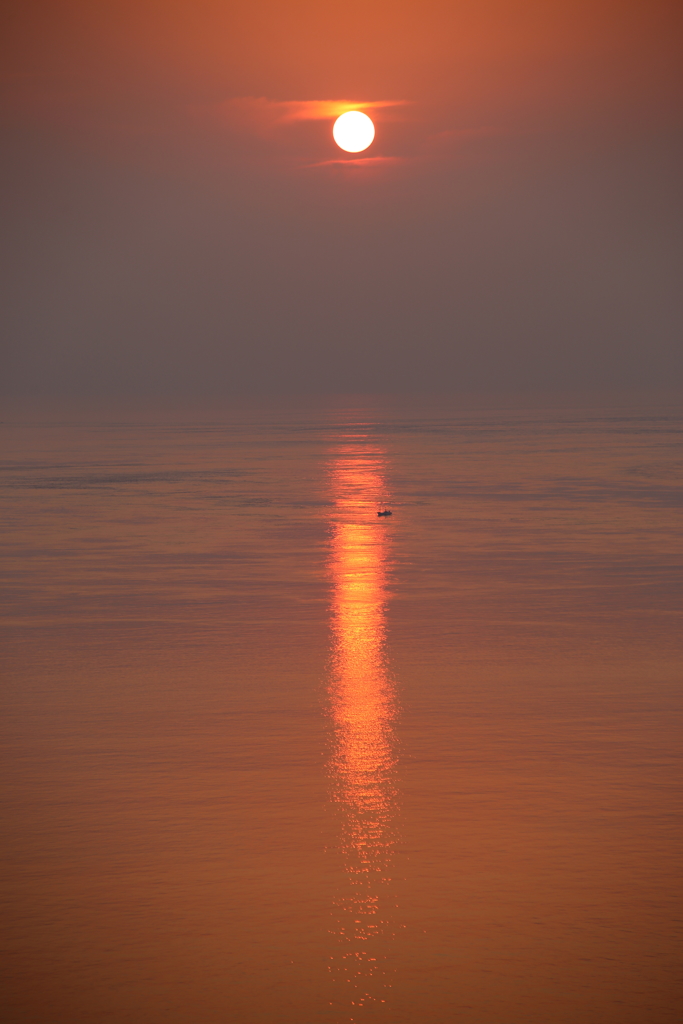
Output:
1,396,681,1024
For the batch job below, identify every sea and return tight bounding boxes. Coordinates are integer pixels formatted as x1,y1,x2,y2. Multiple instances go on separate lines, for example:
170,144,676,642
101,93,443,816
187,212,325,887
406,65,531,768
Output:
1,395,681,1023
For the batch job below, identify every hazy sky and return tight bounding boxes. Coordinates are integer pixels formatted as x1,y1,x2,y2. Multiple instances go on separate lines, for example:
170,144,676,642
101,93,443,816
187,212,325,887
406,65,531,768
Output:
2,0,682,397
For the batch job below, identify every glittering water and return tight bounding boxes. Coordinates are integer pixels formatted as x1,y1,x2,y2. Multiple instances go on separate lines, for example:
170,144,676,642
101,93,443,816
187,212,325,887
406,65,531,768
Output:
1,396,681,1024
327,444,398,1014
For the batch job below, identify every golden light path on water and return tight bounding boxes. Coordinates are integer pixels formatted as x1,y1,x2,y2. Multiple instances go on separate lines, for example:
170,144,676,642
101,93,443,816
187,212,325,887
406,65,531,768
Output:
327,440,399,1019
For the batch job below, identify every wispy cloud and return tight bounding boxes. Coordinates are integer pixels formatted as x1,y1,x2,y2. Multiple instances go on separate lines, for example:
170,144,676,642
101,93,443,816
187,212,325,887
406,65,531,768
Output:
188,96,494,172
306,155,406,169
198,97,409,134
271,99,408,122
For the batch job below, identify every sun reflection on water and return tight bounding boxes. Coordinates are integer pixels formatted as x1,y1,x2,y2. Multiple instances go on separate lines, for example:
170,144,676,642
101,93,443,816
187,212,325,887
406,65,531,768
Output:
327,441,399,1017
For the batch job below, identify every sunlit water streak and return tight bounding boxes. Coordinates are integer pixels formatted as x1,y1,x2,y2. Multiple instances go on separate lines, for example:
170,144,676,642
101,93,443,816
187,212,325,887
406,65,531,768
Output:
326,440,399,1018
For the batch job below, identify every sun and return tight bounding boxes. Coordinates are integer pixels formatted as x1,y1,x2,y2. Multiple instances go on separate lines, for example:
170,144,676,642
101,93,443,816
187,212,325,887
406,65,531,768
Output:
332,111,375,153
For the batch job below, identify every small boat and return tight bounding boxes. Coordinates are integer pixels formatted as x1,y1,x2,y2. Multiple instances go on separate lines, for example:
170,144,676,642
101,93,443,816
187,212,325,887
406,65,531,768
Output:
377,509,392,517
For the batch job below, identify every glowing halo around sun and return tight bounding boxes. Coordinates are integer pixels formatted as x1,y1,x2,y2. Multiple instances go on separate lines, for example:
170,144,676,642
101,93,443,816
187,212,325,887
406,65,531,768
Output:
332,111,375,153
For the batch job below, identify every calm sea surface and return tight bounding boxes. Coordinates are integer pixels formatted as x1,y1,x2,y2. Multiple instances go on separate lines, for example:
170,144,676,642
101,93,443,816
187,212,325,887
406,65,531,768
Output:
1,397,681,1023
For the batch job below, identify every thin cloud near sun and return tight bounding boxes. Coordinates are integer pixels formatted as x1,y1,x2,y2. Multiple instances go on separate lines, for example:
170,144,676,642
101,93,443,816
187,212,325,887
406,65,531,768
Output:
202,96,410,134
307,155,405,169
191,96,495,172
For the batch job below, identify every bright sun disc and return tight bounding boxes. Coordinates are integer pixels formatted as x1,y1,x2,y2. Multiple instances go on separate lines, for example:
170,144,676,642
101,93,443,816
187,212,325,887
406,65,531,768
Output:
333,111,375,153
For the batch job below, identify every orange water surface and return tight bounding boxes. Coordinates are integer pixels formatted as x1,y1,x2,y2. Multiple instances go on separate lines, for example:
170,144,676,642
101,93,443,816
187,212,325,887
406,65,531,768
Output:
1,397,681,1023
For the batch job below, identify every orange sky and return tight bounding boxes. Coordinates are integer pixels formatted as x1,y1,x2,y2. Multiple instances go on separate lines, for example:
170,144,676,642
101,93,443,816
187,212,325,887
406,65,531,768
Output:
3,1,681,150
1,1,681,396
